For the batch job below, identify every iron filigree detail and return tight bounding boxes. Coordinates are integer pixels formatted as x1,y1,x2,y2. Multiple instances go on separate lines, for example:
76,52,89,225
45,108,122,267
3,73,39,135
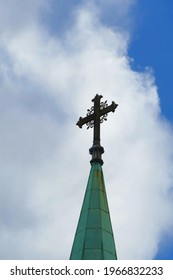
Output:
86,106,94,129
100,100,108,123
86,100,109,129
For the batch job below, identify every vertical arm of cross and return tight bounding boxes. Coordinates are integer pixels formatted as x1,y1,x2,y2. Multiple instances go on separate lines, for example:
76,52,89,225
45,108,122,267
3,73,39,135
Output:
93,94,102,146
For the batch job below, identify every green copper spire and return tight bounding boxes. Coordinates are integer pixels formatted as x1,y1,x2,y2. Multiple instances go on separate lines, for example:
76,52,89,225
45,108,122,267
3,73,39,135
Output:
70,94,118,260
70,162,117,259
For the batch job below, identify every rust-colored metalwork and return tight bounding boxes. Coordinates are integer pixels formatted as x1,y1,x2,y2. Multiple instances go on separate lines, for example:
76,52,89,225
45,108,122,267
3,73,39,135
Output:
76,94,118,165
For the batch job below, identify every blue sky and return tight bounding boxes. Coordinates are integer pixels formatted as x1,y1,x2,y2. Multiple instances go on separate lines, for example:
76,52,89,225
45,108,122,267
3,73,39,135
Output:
128,0,173,260
129,1,173,122
0,0,173,260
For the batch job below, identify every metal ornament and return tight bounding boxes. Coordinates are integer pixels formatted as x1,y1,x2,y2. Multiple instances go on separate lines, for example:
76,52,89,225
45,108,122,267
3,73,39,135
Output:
76,94,118,165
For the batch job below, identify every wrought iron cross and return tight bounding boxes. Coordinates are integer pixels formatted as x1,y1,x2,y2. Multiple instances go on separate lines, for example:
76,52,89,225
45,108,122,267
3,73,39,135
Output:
76,94,118,165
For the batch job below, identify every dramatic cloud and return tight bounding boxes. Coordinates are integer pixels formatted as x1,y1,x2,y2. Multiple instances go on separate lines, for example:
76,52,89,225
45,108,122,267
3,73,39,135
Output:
0,0,173,259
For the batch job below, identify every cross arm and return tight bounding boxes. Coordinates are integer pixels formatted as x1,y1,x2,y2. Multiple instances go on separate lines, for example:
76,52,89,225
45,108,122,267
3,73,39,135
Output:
100,101,118,117
76,113,95,128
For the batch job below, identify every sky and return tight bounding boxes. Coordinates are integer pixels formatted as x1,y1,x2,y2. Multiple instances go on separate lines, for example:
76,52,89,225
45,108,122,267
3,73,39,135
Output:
0,0,173,260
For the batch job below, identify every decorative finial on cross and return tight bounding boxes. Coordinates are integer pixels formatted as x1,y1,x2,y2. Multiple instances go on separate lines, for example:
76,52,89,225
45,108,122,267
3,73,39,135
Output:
76,94,118,165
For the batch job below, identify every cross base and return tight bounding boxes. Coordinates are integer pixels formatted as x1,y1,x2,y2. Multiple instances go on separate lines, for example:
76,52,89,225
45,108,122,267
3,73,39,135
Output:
89,144,104,165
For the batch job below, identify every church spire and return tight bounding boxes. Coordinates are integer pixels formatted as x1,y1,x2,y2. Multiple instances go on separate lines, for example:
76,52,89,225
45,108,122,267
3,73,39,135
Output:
70,94,118,260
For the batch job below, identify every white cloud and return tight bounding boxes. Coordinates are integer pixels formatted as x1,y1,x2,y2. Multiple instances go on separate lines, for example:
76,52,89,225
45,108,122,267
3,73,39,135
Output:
0,0,48,34
0,0,173,259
